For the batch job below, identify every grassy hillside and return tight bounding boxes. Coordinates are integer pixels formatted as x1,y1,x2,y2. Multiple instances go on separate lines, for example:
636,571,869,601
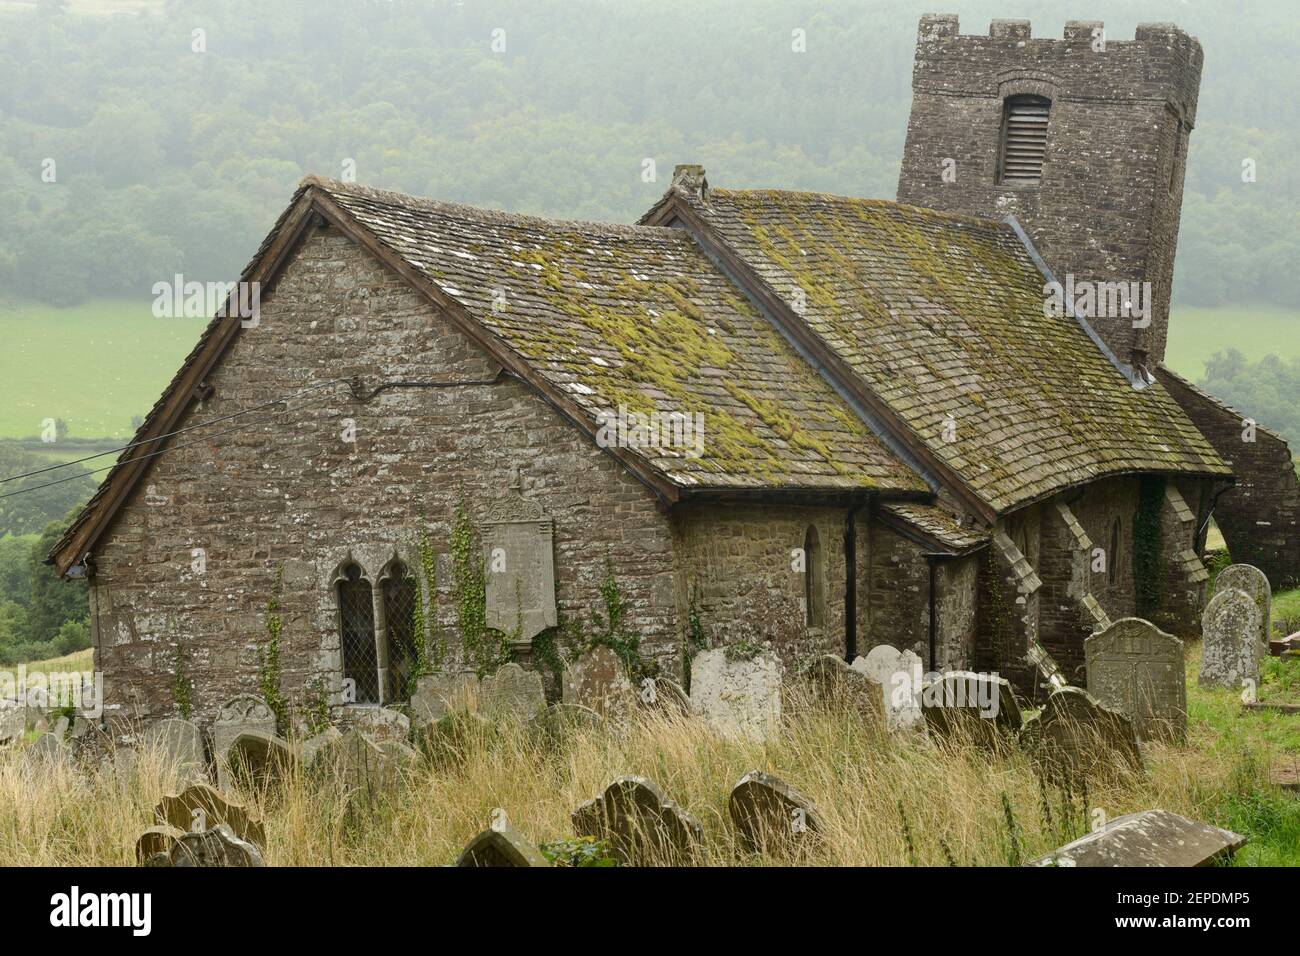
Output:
1164,305,1300,379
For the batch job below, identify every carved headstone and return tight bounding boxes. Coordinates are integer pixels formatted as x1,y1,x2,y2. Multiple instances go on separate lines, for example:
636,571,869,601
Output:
224,731,294,789
155,782,266,849
1028,686,1143,783
1199,588,1262,691
919,671,1021,745
167,824,265,867
1027,810,1246,867
853,644,924,731
142,718,206,779
457,820,551,867
479,662,546,721
805,654,883,720
213,694,276,788
1215,565,1271,653
579,775,702,866
563,645,635,720
410,671,480,727
729,770,824,854
345,705,410,745
298,726,343,768
1085,618,1186,743
482,478,557,645
689,648,781,742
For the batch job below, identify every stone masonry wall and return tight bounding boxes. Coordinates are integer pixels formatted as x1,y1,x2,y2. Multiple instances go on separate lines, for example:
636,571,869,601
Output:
862,520,929,662
897,14,1202,366
88,224,678,728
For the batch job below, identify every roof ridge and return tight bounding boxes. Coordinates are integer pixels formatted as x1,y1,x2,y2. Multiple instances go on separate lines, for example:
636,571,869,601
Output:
708,186,1016,231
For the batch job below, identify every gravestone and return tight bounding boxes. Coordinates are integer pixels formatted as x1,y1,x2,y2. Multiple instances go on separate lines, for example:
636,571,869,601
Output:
689,648,781,742
1199,589,1262,691
165,824,265,867
1028,686,1143,782
0,699,23,744
1084,618,1186,744
224,731,294,789
644,677,691,716
155,782,266,849
299,726,343,768
482,477,557,646
410,672,479,727
919,671,1021,745
729,770,824,854
24,731,66,765
316,728,393,792
805,654,883,720
135,825,185,865
141,718,206,780
563,646,635,720
575,776,702,866
52,715,69,738
1215,565,1271,652
1027,810,1246,867
456,820,551,867
345,706,410,745
479,662,546,721
213,694,276,787
853,644,924,732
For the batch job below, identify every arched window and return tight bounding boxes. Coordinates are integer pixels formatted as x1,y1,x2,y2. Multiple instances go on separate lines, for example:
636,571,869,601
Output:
804,525,825,629
337,562,379,704
380,559,419,702
998,95,1051,186
1108,518,1121,586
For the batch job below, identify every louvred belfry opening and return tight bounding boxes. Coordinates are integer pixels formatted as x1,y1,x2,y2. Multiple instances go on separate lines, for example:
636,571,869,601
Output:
999,95,1051,185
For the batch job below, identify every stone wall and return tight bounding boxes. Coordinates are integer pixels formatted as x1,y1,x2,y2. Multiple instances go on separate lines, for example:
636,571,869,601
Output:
897,14,1202,367
861,519,929,661
88,224,679,727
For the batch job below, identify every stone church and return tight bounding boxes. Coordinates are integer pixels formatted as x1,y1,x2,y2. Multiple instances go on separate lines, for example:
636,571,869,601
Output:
49,15,1296,729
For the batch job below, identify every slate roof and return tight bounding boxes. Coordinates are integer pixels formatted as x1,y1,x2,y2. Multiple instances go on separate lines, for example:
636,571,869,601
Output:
654,186,1229,512
316,178,926,493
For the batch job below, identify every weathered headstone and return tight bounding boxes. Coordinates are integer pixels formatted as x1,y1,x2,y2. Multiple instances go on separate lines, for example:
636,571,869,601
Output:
456,820,551,867
345,705,410,745
1199,588,1261,691
1028,686,1143,782
24,731,66,766
729,770,824,854
409,671,479,727
689,648,781,742
479,662,546,721
1085,618,1186,744
643,677,691,716
298,726,343,768
805,654,884,721
482,480,557,644
575,776,702,866
1215,564,1271,652
853,644,924,731
919,671,1021,745
166,824,265,867
315,728,392,792
135,824,185,865
0,699,23,744
1027,810,1246,867
224,731,294,789
141,718,206,780
563,645,635,720
155,782,266,849
213,694,276,787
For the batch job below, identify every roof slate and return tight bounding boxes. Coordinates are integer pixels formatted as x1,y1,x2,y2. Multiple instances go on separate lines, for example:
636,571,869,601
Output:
663,186,1229,512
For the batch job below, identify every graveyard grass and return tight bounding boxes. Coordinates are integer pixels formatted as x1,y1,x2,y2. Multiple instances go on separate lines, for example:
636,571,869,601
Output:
1,641,1298,867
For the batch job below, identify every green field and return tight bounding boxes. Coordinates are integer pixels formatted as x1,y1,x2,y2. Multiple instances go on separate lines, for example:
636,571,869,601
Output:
0,299,204,440
0,299,1296,442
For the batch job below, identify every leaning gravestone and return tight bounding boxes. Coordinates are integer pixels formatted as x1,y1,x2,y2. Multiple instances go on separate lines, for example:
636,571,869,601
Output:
224,731,294,789
0,699,23,745
805,654,883,721
141,718,206,780
689,648,781,742
163,824,265,867
410,672,479,727
1027,810,1246,867
563,645,635,720
1085,618,1186,744
574,775,702,866
854,644,924,732
1028,686,1143,783
135,825,185,865
24,731,66,766
729,770,824,854
155,782,266,849
213,694,276,788
456,821,551,867
919,671,1021,746
479,663,547,721
1199,589,1262,691
1215,565,1271,653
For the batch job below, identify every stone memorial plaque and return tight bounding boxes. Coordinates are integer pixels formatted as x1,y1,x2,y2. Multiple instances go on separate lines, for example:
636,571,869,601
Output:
482,478,556,643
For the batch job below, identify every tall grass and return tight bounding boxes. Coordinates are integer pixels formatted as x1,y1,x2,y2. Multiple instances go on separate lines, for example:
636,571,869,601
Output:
1,685,1286,867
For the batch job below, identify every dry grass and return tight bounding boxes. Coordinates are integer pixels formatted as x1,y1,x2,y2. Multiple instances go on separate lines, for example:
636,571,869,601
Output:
0,685,1279,867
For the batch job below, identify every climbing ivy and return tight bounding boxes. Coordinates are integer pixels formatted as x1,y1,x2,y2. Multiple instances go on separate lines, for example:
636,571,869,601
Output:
258,565,288,735
980,550,1010,671
170,634,193,720
452,497,511,677
298,676,331,737
410,520,445,680
585,558,654,680
1133,476,1165,620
